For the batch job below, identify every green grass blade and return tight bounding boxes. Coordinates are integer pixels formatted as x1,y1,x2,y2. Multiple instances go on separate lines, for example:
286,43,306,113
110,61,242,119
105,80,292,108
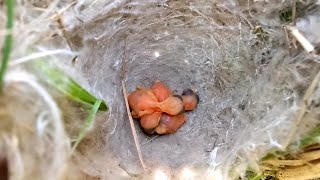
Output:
248,174,263,180
71,99,101,153
0,0,14,89
299,126,320,148
35,61,108,111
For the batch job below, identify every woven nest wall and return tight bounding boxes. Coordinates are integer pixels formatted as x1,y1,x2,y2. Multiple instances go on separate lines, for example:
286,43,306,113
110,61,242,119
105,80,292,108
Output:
1,0,320,179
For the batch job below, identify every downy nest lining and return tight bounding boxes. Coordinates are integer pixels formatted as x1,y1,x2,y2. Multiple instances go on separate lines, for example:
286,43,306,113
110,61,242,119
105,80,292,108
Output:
57,0,320,178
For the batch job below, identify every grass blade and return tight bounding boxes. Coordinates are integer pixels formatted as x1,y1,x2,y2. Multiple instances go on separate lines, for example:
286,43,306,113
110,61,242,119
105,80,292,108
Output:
299,126,320,148
71,99,101,153
35,60,108,111
0,0,14,88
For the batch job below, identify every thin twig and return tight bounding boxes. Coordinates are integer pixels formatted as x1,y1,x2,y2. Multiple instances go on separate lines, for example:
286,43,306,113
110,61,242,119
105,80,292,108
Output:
48,1,76,20
122,80,146,170
121,37,146,170
57,15,73,50
286,26,315,54
283,26,291,49
49,2,76,50
141,135,159,146
292,0,297,23
121,37,128,80
262,159,306,167
9,49,77,66
284,69,320,148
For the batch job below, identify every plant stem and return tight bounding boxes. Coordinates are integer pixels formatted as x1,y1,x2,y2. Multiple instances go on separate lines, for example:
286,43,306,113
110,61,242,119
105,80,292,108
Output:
122,80,146,170
0,0,14,89
71,99,102,154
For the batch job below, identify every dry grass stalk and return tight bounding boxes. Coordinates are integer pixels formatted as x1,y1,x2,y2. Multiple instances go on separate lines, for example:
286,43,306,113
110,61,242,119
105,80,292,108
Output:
121,80,146,170
262,159,306,167
276,162,320,180
291,0,296,23
121,37,145,170
261,148,320,179
283,69,320,149
286,26,315,54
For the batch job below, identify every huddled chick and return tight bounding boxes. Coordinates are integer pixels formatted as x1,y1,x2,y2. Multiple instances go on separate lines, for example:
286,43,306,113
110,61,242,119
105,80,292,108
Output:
128,80,199,135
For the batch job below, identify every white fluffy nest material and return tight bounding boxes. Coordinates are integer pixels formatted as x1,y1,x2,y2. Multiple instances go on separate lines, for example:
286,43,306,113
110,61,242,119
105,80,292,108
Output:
1,0,320,179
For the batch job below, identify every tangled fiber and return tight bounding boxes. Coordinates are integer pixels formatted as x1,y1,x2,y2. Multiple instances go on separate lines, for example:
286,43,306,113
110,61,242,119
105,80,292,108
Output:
1,0,320,179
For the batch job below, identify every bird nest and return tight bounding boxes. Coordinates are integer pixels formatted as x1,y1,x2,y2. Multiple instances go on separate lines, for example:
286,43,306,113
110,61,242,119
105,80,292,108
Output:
1,0,320,179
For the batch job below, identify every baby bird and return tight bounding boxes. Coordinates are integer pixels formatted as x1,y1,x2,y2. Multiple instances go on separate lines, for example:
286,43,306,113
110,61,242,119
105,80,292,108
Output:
140,111,162,130
128,88,159,118
128,87,184,118
128,81,198,135
151,80,172,102
157,95,184,115
181,89,199,111
155,113,186,134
